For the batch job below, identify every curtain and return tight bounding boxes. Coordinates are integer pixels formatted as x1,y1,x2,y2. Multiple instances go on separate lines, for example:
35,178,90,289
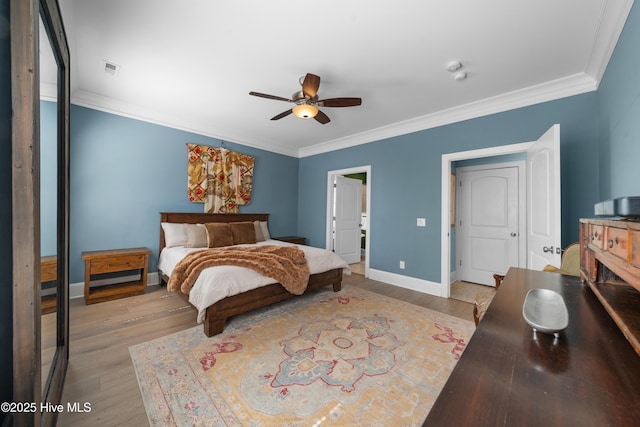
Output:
186,143,254,213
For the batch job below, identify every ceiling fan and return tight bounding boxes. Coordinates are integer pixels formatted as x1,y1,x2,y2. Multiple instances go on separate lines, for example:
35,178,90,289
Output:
249,73,362,124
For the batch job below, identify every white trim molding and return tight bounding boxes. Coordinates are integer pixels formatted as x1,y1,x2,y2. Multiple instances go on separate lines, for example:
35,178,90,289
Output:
441,141,534,298
368,268,441,297
326,165,372,277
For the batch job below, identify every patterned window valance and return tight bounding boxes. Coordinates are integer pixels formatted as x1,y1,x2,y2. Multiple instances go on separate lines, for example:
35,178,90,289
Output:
187,143,254,213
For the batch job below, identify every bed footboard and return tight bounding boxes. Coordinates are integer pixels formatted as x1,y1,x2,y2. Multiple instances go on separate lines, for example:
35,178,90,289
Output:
204,268,343,337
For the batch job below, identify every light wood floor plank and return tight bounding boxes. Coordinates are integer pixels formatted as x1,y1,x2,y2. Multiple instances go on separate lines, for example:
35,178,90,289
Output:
54,274,473,425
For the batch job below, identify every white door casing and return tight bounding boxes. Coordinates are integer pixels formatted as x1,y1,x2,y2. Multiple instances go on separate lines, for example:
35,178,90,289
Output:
527,124,562,270
441,124,561,298
456,166,521,286
334,175,363,264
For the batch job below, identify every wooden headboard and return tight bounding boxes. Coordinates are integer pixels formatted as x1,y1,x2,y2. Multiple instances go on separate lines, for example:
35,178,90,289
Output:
159,212,269,254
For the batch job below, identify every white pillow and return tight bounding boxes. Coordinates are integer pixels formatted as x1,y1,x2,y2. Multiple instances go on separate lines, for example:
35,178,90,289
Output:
161,222,188,247
259,221,270,240
253,221,265,242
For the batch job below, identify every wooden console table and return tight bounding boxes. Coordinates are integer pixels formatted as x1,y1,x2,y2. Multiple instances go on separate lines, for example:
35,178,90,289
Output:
82,247,151,304
580,218,640,356
425,267,640,426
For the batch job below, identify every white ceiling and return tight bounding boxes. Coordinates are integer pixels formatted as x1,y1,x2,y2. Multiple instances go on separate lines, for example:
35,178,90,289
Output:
49,0,633,157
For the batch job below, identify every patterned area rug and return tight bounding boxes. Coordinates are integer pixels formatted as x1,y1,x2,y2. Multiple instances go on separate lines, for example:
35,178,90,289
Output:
130,285,475,426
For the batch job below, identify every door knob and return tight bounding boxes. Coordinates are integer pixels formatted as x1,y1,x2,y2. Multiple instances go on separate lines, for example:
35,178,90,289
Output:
543,246,554,253
510,232,517,237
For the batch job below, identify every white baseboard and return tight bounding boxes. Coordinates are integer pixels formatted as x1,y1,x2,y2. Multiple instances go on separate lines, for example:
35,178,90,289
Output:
70,271,161,300
450,270,457,284
367,268,442,296
69,269,442,300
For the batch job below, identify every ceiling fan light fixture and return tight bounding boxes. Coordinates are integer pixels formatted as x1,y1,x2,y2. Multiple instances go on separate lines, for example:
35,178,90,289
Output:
292,103,318,119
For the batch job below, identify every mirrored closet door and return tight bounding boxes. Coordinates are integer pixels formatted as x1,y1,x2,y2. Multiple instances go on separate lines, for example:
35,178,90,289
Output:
11,0,70,425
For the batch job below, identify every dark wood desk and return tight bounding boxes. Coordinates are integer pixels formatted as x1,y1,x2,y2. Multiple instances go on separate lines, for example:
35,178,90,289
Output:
425,268,640,426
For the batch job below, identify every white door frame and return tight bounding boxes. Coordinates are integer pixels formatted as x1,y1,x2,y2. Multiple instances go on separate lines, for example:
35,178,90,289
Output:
441,143,533,297
327,165,372,277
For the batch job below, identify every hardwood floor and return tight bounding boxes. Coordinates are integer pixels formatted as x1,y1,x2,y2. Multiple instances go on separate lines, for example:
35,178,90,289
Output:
53,273,473,426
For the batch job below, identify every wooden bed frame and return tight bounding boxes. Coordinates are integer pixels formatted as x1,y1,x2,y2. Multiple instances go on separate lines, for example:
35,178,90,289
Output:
158,212,343,336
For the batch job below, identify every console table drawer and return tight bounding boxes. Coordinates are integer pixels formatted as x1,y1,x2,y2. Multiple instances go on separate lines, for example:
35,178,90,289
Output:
605,226,629,262
89,254,146,274
632,231,640,269
590,223,604,249
41,255,57,282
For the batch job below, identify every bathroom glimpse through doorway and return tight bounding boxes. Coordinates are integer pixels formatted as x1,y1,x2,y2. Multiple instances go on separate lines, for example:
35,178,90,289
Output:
326,166,371,278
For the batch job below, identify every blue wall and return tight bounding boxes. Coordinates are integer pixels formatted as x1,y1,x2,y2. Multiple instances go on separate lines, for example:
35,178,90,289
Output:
3,0,639,412
39,0,640,291
598,1,640,200
297,0,640,288
298,94,600,285
68,106,299,283
41,100,58,256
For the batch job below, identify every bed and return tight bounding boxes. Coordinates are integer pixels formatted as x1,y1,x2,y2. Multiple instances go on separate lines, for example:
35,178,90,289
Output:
157,212,348,337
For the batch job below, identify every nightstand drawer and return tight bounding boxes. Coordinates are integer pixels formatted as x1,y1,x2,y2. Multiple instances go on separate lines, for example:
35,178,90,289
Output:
90,254,145,274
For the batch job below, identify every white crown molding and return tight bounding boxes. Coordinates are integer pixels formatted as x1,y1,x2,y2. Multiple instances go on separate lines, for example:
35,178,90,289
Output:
40,82,58,102
61,1,631,160
72,71,598,160
298,72,598,157
584,0,635,84
70,90,300,157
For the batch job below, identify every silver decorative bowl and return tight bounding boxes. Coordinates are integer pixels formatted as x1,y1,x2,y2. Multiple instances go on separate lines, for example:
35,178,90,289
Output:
522,288,569,337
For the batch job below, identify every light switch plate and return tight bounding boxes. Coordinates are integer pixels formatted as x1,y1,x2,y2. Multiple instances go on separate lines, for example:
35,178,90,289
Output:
417,218,426,227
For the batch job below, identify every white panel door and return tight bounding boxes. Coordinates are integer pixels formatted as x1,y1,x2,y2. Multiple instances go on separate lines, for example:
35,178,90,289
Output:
334,176,362,264
457,167,520,286
527,125,562,270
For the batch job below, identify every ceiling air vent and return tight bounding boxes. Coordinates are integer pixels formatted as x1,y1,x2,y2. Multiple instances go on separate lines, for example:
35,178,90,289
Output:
102,60,120,76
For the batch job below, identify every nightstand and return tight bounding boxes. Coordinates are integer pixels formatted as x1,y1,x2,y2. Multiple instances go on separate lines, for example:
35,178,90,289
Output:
273,236,306,245
82,247,151,304
41,255,57,315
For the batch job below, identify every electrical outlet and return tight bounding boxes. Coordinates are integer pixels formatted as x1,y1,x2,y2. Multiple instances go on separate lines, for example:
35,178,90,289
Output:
417,218,426,227
399,261,405,269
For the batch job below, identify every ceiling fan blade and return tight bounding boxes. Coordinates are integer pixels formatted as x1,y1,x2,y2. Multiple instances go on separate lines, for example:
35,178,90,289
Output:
314,110,330,124
249,91,293,102
302,73,321,99
271,109,293,120
318,97,362,107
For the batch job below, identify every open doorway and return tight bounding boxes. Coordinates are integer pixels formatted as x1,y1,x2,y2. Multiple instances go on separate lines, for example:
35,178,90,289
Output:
440,125,561,298
326,166,371,277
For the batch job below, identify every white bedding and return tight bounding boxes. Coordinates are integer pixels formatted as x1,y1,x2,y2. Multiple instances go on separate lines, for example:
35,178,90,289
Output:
158,239,350,322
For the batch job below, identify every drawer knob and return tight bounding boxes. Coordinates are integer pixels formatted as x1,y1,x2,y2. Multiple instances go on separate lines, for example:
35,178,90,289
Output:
608,239,614,248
